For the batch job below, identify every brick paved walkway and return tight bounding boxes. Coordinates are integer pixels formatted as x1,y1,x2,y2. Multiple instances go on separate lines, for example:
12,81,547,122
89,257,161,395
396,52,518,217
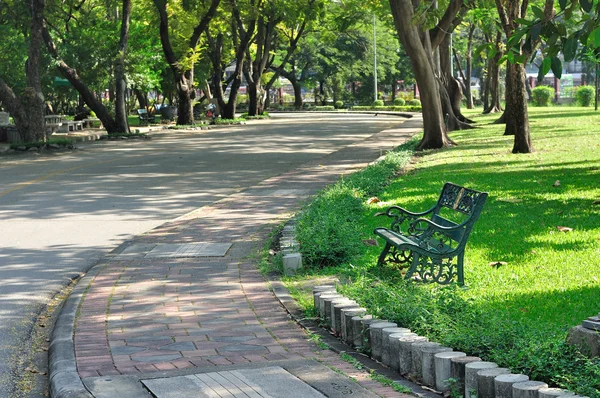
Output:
70,119,422,397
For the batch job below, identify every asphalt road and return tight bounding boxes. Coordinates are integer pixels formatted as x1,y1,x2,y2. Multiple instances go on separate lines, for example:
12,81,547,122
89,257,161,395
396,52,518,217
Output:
0,113,406,397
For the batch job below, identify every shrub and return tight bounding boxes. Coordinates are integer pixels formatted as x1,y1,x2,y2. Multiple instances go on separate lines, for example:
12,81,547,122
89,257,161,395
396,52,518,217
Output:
313,106,335,111
296,141,416,268
532,86,555,106
408,99,421,106
372,99,385,107
575,85,595,107
334,100,344,109
393,98,406,106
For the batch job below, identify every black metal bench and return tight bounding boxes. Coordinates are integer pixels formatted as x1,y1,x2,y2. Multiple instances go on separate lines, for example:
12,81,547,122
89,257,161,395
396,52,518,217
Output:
137,109,155,126
374,183,488,286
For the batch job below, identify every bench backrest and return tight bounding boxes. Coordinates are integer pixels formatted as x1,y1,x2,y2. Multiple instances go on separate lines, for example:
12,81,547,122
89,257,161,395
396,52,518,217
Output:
429,182,488,248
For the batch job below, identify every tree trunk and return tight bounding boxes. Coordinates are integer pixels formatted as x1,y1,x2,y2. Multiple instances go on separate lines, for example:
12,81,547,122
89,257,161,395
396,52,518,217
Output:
292,79,302,108
1,0,48,143
176,71,194,125
504,62,532,152
134,89,148,109
484,32,503,114
464,24,475,109
439,31,474,129
114,0,131,133
389,0,459,150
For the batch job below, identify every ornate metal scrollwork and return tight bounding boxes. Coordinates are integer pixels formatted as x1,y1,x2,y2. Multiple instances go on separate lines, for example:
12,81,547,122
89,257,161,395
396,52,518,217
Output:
408,256,457,285
383,246,413,270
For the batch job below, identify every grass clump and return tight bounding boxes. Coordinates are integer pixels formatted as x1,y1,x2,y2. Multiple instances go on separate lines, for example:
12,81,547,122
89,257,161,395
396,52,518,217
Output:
213,118,246,125
296,140,417,269
240,112,270,120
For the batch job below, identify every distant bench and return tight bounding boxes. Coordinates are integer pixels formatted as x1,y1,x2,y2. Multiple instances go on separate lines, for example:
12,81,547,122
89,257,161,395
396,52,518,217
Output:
374,182,488,286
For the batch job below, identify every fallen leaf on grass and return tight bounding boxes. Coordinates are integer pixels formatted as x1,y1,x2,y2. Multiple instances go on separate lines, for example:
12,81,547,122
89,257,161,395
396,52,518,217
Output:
362,239,379,247
593,200,600,205
557,226,573,232
373,212,386,217
25,367,39,374
489,261,507,268
367,197,380,204
553,180,561,187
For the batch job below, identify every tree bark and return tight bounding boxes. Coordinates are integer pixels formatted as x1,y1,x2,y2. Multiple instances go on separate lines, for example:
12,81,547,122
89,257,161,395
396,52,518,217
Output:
440,34,474,126
1,0,48,143
114,0,131,133
505,62,532,152
484,32,503,114
389,0,462,150
496,0,554,152
464,24,475,109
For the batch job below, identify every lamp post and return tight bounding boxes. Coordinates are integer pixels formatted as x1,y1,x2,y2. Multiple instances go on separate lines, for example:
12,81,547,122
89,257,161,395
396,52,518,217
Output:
373,14,378,102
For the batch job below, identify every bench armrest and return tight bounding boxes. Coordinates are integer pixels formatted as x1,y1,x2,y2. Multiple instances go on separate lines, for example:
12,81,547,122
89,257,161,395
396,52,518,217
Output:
375,205,436,234
377,205,435,219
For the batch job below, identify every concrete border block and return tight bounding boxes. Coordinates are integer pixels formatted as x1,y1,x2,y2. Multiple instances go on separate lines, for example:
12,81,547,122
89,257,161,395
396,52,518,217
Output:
352,315,373,348
331,300,358,334
282,252,302,275
451,356,481,394
435,351,467,392
319,294,342,322
411,341,440,382
388,332,417,371
381,327,411,366
538,388,576,398
359,318,387,353
369,322,397,362
476,368,510,398
494,374,530,398
421,345,452,389
341,308,366,344
513,381,549,398
465,361,498,398
398,336,428,375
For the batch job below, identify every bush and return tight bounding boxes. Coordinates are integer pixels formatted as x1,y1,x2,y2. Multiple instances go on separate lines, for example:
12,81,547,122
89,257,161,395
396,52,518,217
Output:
372,99,385,107
393,98,406,106
532,86,555,106
313,106,335,111
296,141,416,268
575,86,595,107
334,100,344,109
408,99,421,106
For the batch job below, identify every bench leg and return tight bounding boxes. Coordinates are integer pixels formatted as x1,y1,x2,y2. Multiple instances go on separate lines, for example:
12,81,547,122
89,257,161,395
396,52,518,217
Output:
456,252,465,287
404,253,420,281
376,243,392,267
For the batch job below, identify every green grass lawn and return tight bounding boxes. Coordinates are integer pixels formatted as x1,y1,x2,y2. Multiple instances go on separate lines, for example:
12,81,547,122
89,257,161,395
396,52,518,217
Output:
289,106,600,396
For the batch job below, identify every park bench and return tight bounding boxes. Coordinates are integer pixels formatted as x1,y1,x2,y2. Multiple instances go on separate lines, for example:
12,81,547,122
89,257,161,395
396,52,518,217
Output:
137,109,155,126
374,182,488,286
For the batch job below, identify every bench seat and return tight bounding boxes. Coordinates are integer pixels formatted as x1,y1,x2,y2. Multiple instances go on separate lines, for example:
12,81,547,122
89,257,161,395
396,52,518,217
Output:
374,182,487,286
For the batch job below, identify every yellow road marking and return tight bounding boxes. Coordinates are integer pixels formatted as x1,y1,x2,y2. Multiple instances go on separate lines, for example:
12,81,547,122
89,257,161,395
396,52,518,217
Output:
0,159,113,198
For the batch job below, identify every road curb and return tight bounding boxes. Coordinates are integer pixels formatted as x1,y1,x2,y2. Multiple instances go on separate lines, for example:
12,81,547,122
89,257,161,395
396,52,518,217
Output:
48,262,107,398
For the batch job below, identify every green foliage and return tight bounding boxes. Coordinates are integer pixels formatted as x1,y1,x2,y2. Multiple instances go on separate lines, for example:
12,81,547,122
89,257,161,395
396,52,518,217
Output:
296,142,416,269
240,112,270,120
312,106,335,111
407,99,421,106
532,86,555,106
393,98,406,106
575,86,595,107
334,100,344,109
213,118,246,125
372,99,384,107
351,105,422,112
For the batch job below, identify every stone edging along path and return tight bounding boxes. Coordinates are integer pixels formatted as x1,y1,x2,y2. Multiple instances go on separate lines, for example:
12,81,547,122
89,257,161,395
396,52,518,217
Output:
307,279,587,398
